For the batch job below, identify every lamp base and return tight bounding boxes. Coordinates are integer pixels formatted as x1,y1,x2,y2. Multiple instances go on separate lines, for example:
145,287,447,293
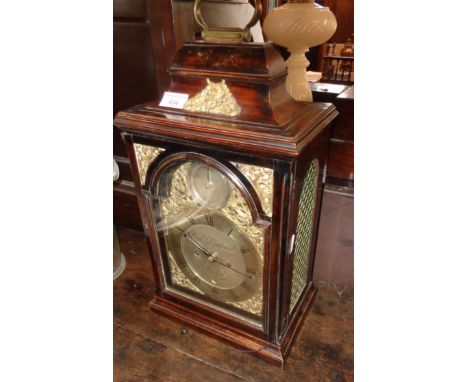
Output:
285,49,313,102
113,253,126,280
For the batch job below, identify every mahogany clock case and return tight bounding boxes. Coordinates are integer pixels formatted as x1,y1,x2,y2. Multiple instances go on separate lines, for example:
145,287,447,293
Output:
114,42,338,366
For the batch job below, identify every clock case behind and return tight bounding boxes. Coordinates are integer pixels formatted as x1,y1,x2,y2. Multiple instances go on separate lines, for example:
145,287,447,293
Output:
114,42,338,366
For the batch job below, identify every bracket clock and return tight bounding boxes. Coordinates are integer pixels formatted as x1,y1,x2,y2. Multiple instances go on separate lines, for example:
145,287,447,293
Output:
114,25,338,365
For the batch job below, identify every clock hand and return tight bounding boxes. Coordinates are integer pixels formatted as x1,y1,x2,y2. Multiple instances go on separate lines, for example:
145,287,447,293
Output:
205,167,213,189
183,232,255,279
211,257,255,279
183,232,212,256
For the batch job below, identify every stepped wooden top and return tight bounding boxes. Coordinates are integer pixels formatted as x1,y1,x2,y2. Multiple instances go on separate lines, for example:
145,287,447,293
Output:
114,42,338,159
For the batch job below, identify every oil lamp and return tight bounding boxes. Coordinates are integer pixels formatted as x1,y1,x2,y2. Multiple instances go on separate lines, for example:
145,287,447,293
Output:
263,0,337,102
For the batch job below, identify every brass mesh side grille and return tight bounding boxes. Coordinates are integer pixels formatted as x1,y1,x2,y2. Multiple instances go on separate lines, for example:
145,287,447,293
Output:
289,159,319,313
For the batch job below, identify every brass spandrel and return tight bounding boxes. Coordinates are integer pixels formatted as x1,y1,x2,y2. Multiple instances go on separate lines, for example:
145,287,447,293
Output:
168,254,200,293
134,144,165,186
231,162,274,218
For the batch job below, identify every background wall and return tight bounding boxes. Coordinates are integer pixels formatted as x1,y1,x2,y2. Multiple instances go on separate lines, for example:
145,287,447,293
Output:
320,0,354,43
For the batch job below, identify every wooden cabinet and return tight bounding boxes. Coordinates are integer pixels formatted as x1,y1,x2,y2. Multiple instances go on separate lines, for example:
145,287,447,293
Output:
311,83,354,185
114,42,338,366
328,85,354,183
114,0,157,231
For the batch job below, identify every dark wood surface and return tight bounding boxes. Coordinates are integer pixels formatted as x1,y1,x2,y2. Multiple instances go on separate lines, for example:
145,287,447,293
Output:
116,43,338,160
327,85,354,182
114,184,143,232
337,85,354,100
114,0,148,20
147,0,179,97
327,141,354,181
311,83,350,103
323,0,354,44
113,21,155,118
114,228,354,381
310,82,354,184
113,0,158,228
113,0,156,121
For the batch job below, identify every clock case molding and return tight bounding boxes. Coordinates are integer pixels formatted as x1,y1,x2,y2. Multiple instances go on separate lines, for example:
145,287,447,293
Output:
114,41,338,366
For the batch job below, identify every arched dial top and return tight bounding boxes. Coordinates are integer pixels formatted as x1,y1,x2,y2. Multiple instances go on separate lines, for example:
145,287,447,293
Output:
148,151,271,225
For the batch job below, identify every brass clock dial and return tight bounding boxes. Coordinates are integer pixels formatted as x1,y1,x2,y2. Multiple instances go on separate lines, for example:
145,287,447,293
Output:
188,162,231,209
165,208,262,303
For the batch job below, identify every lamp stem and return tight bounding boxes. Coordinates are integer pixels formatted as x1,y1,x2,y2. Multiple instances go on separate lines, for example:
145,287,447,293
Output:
285,48,312,102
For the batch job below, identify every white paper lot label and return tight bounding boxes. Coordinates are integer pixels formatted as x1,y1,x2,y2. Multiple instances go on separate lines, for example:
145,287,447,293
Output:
159,92,189,109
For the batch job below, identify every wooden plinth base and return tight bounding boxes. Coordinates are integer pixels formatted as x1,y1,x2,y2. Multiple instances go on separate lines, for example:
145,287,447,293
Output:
149,286,317,367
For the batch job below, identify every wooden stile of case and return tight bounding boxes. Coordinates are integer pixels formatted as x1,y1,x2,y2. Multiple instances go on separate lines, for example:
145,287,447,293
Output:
114,41,338,366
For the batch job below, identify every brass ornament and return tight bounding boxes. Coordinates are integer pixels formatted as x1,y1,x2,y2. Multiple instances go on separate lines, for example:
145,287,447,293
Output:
232,162,274,218
134,144,165,186
183,79,241,117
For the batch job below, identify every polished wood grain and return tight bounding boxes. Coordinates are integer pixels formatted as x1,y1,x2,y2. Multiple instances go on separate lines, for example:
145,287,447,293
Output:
322,0,354,44
113,186,143,232
114,0,157,229
114,228,354,381
147,0,179,97
115,43,338,160
327,85,354,182
311,83,350,103
113,22,155,117
310,83,354,184
327,141,354,181
113,0,147,20
113,0,156,154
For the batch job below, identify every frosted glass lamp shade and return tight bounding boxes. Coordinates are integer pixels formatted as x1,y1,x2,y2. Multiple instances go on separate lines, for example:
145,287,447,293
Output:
263,1,337,102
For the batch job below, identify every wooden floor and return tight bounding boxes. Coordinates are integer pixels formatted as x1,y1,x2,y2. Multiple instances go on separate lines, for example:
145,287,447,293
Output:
114,229,354,382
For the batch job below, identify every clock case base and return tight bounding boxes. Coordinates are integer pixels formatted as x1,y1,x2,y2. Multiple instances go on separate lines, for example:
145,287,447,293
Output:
149,284,317,367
